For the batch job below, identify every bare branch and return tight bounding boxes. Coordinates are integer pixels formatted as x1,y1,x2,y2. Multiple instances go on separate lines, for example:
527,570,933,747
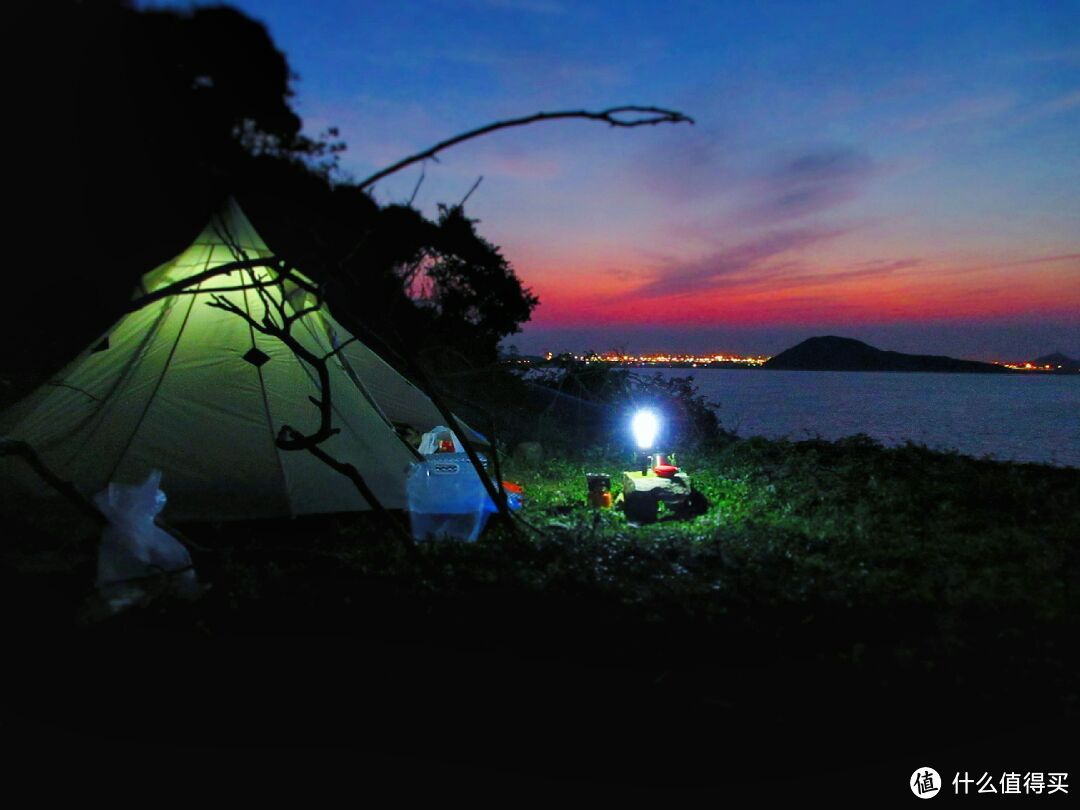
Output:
321,335,360,361
277,426,397,528
357,106,694,190
168,280,284,296
407,162,426,207
128,258,320,312
130,258,275,310
205,294,246,319
0,439,206,555
250,269,287,329
268,271,297,323
284,302,323,327
325,301,514,523
457,176,483,210
206,271,340,450
0,438,105,529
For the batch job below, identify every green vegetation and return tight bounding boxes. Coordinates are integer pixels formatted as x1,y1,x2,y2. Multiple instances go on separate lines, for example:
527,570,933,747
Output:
508,437,1077,619
67,433,1075,672
8,431,1077,788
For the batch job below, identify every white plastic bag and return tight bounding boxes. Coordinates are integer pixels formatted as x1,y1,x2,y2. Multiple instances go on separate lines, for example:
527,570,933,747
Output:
93,470,199,612
418,425,465,455
418,426,488,474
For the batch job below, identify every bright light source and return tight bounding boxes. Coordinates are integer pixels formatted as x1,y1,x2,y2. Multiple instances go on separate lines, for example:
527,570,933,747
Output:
631,409,660,450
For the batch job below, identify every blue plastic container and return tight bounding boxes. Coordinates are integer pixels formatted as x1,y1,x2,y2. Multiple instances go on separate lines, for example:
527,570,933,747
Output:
406,457,491,542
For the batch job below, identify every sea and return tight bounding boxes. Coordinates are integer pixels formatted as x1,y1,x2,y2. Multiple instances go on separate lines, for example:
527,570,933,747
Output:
632,368,1080,468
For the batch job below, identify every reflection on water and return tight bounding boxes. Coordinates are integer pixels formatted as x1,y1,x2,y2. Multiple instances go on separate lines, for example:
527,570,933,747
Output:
641,369,1080,468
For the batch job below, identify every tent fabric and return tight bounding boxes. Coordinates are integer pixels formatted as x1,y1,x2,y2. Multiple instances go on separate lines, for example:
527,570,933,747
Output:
0,198,480,521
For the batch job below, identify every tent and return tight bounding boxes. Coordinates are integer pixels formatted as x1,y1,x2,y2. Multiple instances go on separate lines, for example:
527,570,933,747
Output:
0,198,482,521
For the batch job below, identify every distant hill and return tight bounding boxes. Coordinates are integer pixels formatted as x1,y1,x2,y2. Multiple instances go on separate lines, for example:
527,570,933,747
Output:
763,336,1012,373
1034,352,1079,372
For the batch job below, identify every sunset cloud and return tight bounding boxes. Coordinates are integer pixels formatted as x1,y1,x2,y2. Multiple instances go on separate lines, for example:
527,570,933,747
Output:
896,94,1017,132
739,146,875,224
624,226,849,299
630,127,735,201
244,0,1080,358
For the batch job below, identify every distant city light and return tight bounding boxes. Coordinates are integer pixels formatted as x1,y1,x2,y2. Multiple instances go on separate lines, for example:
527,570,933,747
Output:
993,361,1064,371
515,351,1072,372
530,351,771,366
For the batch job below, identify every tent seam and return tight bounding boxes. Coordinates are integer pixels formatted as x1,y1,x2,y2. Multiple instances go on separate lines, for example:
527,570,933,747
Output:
104,286,200,483
53,301,174,470
243,273,295,519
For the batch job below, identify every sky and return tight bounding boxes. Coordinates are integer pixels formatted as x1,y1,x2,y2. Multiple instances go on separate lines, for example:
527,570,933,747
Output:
165,0,1077,360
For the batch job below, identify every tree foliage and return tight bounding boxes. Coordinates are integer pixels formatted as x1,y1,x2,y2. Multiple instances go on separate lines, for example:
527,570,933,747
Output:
415,206,539,362
523,358,726,451
7,1,536,391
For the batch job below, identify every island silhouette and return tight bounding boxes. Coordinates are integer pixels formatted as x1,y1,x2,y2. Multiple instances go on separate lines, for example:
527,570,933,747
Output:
1033,352,1080,372
763,336,1012,373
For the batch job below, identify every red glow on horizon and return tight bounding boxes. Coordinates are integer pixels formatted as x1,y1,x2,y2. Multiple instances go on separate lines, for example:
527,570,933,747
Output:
521,254,1080,329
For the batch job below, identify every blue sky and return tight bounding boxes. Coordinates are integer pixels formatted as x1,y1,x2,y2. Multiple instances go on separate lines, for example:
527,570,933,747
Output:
157,0,1079,358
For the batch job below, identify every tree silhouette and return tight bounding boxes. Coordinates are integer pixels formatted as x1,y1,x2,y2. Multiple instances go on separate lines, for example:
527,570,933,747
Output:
8,2,319,387
7,1,690,424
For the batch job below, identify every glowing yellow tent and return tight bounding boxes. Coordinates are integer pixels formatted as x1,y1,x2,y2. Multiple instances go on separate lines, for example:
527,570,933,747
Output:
0,199,479,521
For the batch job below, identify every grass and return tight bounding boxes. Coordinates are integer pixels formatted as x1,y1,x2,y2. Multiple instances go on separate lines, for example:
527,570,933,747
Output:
459,434,1079,621
6,433,1079,790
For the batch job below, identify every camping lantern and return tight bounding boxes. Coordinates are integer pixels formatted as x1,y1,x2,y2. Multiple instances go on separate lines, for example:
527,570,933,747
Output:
631,409,660,475
621,408,697,523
